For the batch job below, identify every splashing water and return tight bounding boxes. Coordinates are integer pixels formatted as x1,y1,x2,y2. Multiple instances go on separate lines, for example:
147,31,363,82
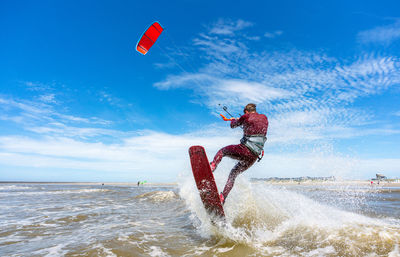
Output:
178,171,400,256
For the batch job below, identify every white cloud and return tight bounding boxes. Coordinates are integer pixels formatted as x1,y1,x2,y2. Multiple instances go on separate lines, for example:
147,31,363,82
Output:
193,34,242,54
264,30,283,39
357,20,400,45
0,96,113,133
156,74,293,108
211,81,284,109
57,114,112,125
156,49,400,117
0,97,58,131
38,94,56,103
26,125,121,139
0,128,234,177
24,81,53,92
218,80,291,103
1,129,399,180
208,19,253,35
154,73,213,90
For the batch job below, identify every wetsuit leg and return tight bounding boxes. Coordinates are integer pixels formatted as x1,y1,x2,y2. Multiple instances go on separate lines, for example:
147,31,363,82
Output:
211,144,247,169
221,157,256,201
212,144,257,201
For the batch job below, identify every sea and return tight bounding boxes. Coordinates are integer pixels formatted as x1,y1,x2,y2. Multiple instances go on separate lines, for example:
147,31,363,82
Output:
1,177,399,257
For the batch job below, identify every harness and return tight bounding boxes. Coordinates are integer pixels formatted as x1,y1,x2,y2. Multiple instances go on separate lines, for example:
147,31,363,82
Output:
240,134,267,162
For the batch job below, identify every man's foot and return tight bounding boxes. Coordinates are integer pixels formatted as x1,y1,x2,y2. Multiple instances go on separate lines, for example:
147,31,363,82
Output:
210,162,216,172
219,193,225,204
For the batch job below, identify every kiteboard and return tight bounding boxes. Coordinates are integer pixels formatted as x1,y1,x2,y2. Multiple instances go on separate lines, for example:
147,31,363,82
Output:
189,146,225,218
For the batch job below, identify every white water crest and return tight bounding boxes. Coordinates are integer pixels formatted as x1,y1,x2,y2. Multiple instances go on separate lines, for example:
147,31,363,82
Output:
178,169,400,256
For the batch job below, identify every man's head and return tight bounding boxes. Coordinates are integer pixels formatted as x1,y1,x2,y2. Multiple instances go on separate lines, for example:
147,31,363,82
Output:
244,103,257,114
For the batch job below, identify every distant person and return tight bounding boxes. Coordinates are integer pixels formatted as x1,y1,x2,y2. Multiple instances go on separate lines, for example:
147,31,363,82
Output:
137,181,140,186
210,103,268,204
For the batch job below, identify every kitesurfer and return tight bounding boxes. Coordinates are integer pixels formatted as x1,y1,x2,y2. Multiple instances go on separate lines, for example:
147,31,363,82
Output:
210,103,268,204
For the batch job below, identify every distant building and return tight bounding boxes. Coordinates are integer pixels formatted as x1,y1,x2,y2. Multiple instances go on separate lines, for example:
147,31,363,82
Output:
376,173,387,180
251,176,336,182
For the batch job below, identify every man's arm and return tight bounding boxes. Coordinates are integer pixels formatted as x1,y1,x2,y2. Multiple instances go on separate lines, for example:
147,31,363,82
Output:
230,114,246,128
219,114,234,121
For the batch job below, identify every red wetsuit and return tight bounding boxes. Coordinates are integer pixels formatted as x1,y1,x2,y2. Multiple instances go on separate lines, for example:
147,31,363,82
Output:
212,112,268,201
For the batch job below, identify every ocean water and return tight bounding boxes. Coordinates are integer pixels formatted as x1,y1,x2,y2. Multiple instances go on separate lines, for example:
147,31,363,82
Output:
0,179,399,257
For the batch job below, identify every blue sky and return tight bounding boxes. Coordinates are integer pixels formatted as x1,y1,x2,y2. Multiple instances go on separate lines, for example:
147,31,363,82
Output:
1,0,400,182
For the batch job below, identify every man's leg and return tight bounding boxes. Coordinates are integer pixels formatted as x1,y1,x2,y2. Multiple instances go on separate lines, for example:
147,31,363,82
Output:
221,159,255,202
211,145,245,171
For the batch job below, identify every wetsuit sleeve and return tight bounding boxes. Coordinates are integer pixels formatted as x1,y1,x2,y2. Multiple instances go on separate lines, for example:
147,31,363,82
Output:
230,114,246,128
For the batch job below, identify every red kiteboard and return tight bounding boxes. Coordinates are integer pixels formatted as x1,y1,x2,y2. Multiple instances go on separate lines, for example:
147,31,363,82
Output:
189,145,225,218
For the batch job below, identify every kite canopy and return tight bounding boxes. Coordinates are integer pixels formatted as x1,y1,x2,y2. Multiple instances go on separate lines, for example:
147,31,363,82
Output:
136,22,164,55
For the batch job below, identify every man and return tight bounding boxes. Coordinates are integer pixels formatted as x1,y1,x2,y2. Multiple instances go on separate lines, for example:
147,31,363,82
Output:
210,103,268,204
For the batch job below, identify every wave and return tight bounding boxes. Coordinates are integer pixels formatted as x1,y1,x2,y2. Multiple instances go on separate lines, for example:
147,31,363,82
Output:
0,185,34,191
0,188,110,197
135,190,179,203
178,175,400,256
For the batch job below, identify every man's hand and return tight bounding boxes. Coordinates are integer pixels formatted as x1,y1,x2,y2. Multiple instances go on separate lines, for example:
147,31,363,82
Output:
220,114,234,121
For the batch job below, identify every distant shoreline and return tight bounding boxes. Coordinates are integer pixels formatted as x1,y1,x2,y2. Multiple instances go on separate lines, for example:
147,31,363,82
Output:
251,180,400,188
1,180,399,188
